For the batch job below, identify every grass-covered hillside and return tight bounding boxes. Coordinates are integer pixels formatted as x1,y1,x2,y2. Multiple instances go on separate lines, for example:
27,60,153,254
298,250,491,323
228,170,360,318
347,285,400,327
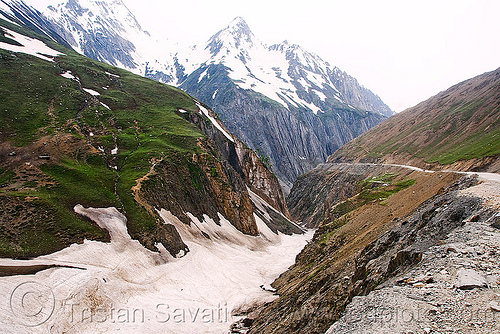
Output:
0,18,282,258
329,67,500,171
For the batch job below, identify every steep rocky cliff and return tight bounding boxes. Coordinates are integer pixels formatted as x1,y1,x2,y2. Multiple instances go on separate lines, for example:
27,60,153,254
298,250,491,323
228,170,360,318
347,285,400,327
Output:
177,18,390,190
181,64,386,191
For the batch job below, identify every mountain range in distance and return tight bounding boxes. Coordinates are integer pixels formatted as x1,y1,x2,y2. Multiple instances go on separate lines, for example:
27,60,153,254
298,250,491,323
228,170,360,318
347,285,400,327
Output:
0,0,393,190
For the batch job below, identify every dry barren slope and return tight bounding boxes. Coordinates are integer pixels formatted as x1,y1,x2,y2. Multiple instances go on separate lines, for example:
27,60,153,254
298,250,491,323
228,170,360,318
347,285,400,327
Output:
247,164,466,334
329,67,500,173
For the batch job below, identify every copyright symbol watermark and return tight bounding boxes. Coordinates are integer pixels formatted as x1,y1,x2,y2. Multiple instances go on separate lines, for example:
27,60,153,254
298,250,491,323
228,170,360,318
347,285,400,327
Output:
10,281,55,327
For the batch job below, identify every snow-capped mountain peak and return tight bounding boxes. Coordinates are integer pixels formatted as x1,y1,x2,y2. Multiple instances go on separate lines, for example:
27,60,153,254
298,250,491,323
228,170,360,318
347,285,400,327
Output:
39,0,148,67
45,0,144,34
1,0,393,191
216,16,254,48
204,16,259,63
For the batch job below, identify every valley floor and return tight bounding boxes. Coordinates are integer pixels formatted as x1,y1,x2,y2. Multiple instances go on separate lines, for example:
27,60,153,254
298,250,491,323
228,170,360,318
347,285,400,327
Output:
0,206,312,333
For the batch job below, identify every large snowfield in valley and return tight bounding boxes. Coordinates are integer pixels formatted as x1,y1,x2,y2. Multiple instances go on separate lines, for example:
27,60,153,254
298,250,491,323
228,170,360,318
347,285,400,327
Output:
0,203,312,333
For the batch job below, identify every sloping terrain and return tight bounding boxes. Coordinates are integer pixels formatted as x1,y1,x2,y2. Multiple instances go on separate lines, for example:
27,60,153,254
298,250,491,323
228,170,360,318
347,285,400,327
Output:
1,1,393,190
244,67,500,333
244,164,472,333
328,176,500,334
0,16,313,334
330,67,500,173
0,17,296,259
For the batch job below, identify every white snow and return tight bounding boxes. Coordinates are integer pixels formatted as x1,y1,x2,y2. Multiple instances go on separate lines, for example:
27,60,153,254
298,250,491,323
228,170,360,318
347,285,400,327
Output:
100,102,111,110
212,89,218,100
22,1,351,117
196,101,234,142
111,146,118,155
82,88,100,96
60,70,78,81
0,7,19,26
248,188,304,234
105,71,120,78
314,90,327,102
0,27,63,62
301,99,323,115
178,109,188,113
74,205,130,244
0,204,312,333
198,68,209,82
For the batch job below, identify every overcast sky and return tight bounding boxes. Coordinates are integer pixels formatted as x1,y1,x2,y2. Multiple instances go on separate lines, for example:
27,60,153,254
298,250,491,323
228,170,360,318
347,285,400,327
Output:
122,0,499,112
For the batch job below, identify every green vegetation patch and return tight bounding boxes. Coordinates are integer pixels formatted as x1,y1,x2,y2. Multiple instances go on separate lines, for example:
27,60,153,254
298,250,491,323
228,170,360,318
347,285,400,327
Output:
358,178,415,203
426,126,500,164
0,168,15,187
0,20,210,257
329,174,415,221
0,27,23,46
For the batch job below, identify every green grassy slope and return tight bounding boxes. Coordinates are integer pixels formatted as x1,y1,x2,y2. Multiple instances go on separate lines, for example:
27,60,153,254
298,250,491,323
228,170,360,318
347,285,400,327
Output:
0,18,207,257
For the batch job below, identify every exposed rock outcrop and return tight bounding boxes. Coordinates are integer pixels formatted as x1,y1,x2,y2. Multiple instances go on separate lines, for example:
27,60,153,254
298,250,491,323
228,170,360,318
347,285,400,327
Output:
181,65,387,191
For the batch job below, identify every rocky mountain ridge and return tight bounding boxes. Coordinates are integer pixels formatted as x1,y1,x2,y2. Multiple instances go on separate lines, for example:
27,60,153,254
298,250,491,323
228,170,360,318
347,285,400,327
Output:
0,0,393,190
330,67,500,174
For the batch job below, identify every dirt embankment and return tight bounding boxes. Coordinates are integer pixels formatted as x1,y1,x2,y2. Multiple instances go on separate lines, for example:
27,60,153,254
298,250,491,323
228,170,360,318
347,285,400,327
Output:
246,164,467,334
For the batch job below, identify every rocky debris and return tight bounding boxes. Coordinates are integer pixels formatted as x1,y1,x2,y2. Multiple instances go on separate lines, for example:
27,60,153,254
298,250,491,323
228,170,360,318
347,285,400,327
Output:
247,169,466,334
456,269,488,290
326,192,500,334
489,301,500,312
398,273,435,287
260,284,277,293
491,213,500,229
231,318,254,333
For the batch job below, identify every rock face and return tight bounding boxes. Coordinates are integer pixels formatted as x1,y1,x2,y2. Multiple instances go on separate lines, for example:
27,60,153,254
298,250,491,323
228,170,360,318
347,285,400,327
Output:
139,105,293,246
287,163,403,227
246,164,485,334
0,18,296,259
327,192,500,334
182,65,386,191
41,0,147,68
177,19,390,190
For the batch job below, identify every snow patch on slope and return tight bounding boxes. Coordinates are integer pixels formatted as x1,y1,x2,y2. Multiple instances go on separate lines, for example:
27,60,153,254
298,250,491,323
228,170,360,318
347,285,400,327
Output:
0,26,63,61
0,205,311,333
82,87,100,96
196,101,234,142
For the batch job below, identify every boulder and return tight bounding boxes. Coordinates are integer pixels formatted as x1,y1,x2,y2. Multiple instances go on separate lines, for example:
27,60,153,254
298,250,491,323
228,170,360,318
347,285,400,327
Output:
455,269,488,290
